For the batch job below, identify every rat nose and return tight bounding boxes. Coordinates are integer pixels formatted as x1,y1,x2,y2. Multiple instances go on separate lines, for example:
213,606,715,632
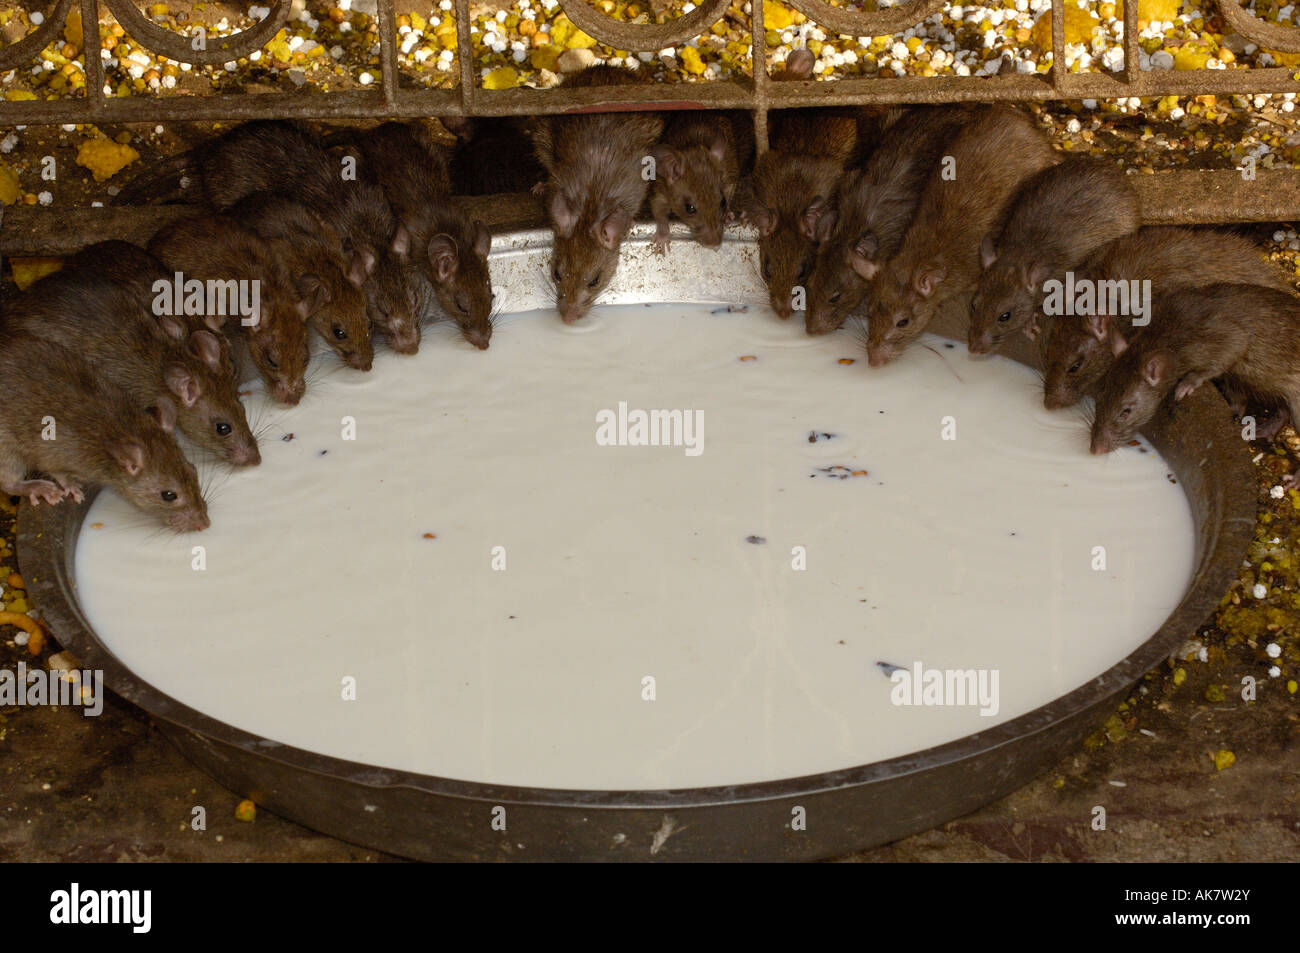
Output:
867,346,892,368
1090,436,1112,455
232,443,262,467
772,299,792,320
346,350,374,372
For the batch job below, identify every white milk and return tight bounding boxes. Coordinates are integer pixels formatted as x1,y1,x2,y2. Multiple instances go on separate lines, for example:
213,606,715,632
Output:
73,304,1196,791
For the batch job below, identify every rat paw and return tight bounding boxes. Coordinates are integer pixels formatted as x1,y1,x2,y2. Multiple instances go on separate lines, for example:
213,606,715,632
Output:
1174,380,1202,402
16,479,67,506
531,181,547,198
652,231,671,256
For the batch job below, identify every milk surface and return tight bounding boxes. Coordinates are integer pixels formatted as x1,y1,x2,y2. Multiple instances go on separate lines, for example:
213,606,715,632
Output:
74,304,1195,790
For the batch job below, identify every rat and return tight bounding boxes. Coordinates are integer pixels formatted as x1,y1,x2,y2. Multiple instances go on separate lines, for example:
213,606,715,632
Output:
1090,283,1300,455
225,193,373,370
1042,226,1295,410
11,251,261,468
191,120,419,354
445,116,547,196
650,111,753,251
968,157,1139,354
0,332,209,532
338,122,495,350
527,66,665,324
148,214,313,406
804,105,973,336
749,108,860,320
866,106,1057,366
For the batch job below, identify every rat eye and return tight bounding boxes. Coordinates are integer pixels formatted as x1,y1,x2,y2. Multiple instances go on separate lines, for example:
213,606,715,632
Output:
762,259,772,281
332,324,348,341
895,317,910,329
720,196,727,211
1067,359,1083,374
587,272,601,289
455,295,470,314
829,290,842,304
997,311,1012,324
265,352,280,371
161,490,178,503
684,201,697,216
215,421,233,437
552,264,563,283
1119,407,1131,420
797,261,811,283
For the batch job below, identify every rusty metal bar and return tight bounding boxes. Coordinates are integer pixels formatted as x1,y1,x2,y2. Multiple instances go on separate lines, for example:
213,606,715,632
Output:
751,0,768,154
456,0,475,113
81,0,105,113
378,0,399,105
1050,0,1065,89
1123,0,1140,85
3,169,1297,259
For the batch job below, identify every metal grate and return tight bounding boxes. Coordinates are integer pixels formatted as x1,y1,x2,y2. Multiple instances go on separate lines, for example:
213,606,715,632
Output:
0,0,1299,235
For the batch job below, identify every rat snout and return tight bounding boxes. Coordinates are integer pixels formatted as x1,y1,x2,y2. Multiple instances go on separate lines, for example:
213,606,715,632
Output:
273,380,306,406
771,296,793,321
230,442,262,467
172,510,211,533
464,327,492,350
1089,433,1113,456
1043,391,1068,411
389,326,421,355
560,306,587,325
967,331,993,355
866,344,895,368
345,350,374,372
697,226,724,249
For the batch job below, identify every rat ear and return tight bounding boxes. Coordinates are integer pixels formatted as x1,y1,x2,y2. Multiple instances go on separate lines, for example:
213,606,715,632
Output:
472,220,491,258
913,263,946,298
800,196,828,242
706,135,729,166
188,329,224,372
596,208,631,251
1109,327,1129,357
295,273,330,319
344,250,370,287
1085,310,1110,343
428,234,459,282
747,203,776,237
157,314,187,341
847,232,879,279
150,398,178,434
110,440,146,477
652,144,683,184
549,191,578,238
1024,261,1050,292
391,223,411,260
814,207,838,244
979,233,998,269
1142,349,1175,388
164,363,201,408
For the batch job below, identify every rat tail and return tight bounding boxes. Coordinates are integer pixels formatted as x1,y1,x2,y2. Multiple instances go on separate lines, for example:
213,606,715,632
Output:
112,152,195,206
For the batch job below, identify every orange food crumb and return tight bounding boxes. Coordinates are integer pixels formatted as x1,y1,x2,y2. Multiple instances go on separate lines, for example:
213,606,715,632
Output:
739,355,757,362
6,572,22,589
423,533,437,539
852,470,868,477
90,523,104,529
838,358,856,365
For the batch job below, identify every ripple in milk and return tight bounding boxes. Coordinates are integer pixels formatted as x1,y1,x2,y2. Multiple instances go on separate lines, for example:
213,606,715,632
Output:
73,304,1195,791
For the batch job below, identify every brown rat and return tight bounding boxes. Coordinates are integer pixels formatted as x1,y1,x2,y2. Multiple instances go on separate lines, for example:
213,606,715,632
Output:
866,106,1057,366
148,214,313,406
338,122,495,350
650,111,753,251
527,66,665,324
0,332,209,532
804,105,973,336
226,193,374,370
1090,283,1300,455
446,116,547,196
749,109,860,320
968,157,1139,355
1042,226,1295,410
193,120,419,355
11,251,260,468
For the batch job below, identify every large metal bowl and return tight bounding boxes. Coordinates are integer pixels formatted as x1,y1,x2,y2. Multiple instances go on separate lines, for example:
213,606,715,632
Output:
17,226,1256,861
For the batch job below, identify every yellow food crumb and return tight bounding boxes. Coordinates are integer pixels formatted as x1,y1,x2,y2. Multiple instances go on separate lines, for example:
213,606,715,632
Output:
483,66,520,90
1139,0,1180,20
680,46,706,76
1172,666,1187,686
235,799,257,822
1032,7,1098,48
763,0,795,30
0,164,21,205
10,258,64,290
75,138,140,183
1213,748,1235,771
